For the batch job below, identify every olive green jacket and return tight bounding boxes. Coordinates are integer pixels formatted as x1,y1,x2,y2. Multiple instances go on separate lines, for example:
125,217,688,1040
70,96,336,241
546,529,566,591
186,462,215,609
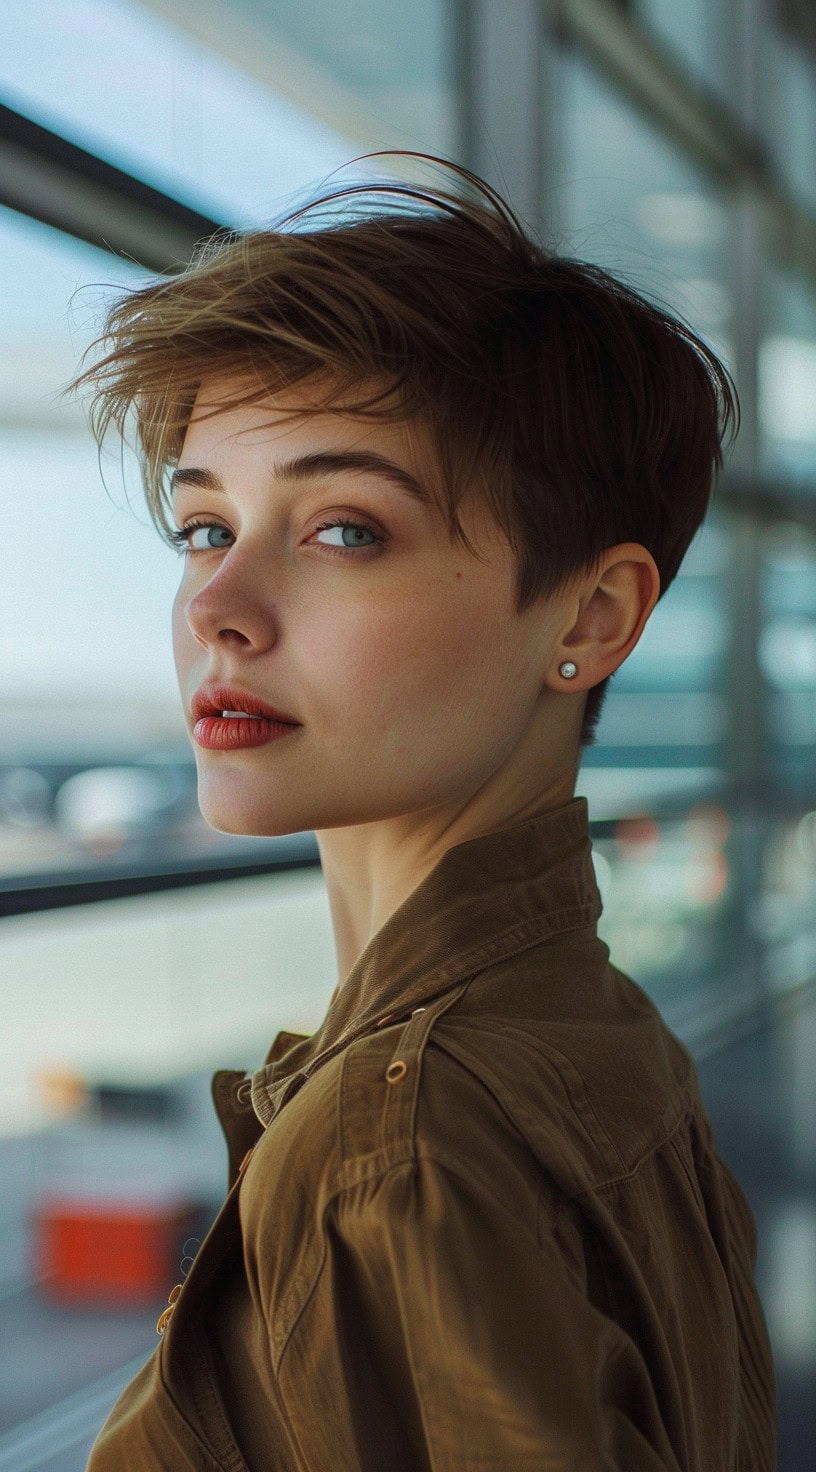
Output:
86,796,776,1470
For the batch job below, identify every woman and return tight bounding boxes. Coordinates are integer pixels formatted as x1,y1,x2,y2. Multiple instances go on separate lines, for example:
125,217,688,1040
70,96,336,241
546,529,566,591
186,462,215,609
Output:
70,152,775,1470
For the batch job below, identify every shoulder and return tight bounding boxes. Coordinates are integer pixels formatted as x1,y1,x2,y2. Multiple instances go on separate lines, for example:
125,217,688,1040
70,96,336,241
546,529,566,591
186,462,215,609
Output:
333,1019,546,1242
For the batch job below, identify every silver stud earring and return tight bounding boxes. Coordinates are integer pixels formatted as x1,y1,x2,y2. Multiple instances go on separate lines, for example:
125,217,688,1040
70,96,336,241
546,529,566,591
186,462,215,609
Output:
559,661,578,679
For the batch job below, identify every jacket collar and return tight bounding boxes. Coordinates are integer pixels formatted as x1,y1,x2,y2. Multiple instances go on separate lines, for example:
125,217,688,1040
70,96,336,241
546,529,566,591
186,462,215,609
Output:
246,795,602,1127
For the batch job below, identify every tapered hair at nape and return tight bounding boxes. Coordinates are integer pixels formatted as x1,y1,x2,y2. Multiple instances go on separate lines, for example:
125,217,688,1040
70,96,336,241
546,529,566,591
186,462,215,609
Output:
67,150,739,747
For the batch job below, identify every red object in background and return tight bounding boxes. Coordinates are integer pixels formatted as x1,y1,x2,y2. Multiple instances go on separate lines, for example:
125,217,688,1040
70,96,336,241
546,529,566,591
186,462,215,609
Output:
30,1195,203,1305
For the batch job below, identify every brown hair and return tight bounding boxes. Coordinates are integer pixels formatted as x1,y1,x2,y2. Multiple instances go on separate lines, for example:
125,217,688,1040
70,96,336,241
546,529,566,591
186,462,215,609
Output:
68,150,739,746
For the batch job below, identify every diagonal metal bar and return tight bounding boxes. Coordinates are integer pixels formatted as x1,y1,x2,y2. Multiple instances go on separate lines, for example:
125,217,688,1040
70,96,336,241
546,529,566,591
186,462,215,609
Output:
0,102,225,271
556,0,816,280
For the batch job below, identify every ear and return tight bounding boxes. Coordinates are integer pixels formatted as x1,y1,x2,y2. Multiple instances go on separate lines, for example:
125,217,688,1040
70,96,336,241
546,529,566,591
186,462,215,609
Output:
550,543,661,690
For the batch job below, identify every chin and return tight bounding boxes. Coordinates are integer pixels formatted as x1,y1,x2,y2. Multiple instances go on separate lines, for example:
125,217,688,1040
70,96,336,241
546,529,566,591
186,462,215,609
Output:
197,798,302,841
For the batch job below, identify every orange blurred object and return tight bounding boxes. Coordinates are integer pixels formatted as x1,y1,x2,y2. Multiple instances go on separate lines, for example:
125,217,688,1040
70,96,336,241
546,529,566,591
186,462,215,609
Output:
31,1195,202,1304
614,814,660,856
34,1067,89,1117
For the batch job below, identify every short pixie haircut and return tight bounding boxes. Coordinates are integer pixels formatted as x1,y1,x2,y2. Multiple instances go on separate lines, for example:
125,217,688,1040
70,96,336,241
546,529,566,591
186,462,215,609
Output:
69,151,739,747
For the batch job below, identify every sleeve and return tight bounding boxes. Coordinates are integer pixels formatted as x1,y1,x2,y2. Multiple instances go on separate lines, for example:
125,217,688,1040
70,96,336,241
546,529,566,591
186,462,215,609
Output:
274,1154,683,1472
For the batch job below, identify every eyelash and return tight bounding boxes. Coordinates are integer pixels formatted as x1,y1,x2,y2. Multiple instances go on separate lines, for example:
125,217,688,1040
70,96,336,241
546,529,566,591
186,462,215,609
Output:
166,515,385,559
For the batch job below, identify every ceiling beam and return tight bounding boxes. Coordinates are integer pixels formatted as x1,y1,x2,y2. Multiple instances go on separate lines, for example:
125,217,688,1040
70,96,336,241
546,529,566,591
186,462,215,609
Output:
0,103,224,271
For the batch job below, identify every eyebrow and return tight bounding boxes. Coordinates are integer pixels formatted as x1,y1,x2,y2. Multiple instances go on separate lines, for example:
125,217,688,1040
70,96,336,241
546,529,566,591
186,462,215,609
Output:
169,450,433,506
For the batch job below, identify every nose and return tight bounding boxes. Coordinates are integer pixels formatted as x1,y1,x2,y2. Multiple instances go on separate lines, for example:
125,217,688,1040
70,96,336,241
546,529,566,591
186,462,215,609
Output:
179,572,276,655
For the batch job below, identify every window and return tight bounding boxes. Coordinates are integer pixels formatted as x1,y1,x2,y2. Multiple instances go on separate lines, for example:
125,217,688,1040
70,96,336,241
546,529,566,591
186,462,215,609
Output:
554,42,735,793
634,0,741,115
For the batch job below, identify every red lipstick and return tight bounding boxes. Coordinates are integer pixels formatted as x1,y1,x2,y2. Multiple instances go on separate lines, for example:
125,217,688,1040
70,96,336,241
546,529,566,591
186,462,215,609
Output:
193,715,300,750
191,682,300,725
191,681,301,751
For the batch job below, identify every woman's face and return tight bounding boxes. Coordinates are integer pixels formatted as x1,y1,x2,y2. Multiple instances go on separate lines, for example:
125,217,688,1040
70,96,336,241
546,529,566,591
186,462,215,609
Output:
172,374,568,839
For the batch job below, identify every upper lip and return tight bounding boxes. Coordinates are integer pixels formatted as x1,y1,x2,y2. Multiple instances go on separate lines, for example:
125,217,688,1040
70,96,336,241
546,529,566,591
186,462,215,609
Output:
192,682,300,724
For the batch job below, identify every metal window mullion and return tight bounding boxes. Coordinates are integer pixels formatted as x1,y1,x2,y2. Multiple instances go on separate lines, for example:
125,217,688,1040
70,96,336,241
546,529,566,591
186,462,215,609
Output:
459,0,546,240
724,0,763,479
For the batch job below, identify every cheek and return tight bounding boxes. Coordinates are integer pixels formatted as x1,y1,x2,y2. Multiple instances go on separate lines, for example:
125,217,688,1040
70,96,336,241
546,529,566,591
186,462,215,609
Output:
303,609,411,701
320,597,495,722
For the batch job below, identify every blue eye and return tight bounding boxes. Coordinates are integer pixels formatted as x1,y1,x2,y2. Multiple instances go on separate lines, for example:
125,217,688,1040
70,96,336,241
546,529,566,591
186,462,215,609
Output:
167,516,385,558
313,518,382,553
167,520,232,552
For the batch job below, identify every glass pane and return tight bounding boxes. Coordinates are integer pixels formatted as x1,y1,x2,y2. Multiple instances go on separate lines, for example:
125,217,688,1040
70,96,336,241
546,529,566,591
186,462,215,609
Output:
760,520,816,795
0,0,457,227
759,6,816,219
548,40,736,381
633,0,741,113
214,0,458,153
0,206,213,881
552,40,736,771
0,206,148,434
759,254,816,486
551,41,742,997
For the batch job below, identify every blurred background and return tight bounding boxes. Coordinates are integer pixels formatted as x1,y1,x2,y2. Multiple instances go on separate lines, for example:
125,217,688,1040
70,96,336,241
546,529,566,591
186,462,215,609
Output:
0,0,813,1466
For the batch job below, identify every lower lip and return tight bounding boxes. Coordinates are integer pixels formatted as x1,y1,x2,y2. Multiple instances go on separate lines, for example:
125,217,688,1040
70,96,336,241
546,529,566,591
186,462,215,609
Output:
193,716,300,750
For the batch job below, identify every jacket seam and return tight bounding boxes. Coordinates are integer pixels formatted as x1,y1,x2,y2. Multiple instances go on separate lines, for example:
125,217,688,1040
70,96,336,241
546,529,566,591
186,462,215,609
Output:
438,902,602,982
665,1125,709,1221
192,1348,251,1472
572,1100,705,1201
273,1216,330,1378
429,1028,625,1180
437,1026,700,1197
157,1346,239,1472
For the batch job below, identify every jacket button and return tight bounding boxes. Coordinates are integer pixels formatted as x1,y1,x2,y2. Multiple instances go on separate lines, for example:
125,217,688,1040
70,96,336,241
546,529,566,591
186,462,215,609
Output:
156,1305,174,1335
156,1282,184,1335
